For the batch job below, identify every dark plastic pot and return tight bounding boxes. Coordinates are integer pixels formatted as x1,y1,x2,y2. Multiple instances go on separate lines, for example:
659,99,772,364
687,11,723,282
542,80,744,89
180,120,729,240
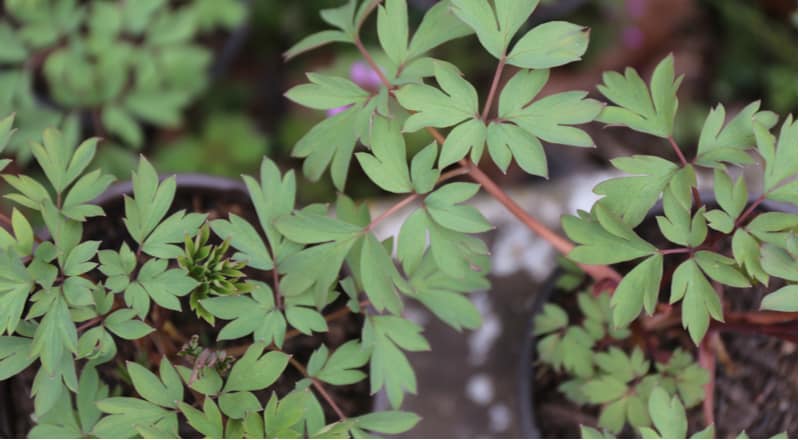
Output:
518,196,796,437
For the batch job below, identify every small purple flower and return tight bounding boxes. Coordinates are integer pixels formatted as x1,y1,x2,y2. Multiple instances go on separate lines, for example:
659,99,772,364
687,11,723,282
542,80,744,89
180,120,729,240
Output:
350,61,383,89
327,105,351,117
621,26,644,49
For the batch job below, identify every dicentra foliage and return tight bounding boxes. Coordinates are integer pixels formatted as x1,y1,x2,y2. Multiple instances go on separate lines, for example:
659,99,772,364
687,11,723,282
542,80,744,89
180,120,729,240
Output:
0,0,795,438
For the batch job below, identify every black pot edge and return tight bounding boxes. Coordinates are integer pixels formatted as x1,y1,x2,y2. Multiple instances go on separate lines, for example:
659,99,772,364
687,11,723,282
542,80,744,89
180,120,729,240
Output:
92,173,249,206
518,272,561,439
517,195,796,438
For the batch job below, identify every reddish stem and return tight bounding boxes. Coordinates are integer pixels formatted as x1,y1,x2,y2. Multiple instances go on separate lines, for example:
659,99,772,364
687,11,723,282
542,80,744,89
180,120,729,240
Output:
698,332,717,426
660,247,692,255
289,356,347,421
481,55,506,121
734,194,766,228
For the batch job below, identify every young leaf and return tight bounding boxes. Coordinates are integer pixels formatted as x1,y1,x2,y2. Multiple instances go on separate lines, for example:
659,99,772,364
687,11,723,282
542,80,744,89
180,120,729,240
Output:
695,102,778,168
395,61,478,132
670,260,724,344
506,21,589,69
355,116,412,193
563,205,658,265
596,55,682,138
210,214,273,270
124,156,176,244
376,0,408,65
406,1,472,60
223,343,290,392
647,387,688,439
594,155,678,227
285,73,369,110
610,254,663,327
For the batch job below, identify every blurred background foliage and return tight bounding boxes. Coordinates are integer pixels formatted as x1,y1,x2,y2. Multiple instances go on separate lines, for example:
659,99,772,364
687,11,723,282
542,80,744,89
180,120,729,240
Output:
0,0,796,205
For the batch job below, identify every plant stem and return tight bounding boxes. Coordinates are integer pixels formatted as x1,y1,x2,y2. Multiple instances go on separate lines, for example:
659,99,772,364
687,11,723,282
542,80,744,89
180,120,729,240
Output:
660,247,692,255
0,212,11,229
288,356,347,421
366,166,469,231
735,194,766,228
668,136,702,207
698,332,717,427
77,316,103,333
481,55,506,121
462,158,621,282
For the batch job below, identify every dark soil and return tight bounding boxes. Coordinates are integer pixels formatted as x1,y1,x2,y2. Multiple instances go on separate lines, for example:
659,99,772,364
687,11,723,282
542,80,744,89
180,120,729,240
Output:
0,178,372,437
528,208,798,438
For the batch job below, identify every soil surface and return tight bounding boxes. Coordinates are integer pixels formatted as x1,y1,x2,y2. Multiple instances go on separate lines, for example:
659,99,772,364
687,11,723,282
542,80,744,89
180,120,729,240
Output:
529,209,798,438
0,180,371,437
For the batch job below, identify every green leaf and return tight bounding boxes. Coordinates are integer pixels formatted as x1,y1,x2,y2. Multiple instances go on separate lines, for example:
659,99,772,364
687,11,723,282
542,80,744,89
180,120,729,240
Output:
648,387,688,438
410,142,440,193
424,182,490,233
61,170,115,221
124,89,188,126
105,308,154,340
507,21,589,69
439,118,487,167
286,73,369,110
487,122,547,176
279,237,357,308
360,234,404,314
760,284,797,312
584,376,628,404
564,205,657,264
712,169,747,219
376,0,408,64
670,260,723,344
406,1,473,60
142,211,206,258
126,357,182,408
754,116,798,202
102,106,143,148
533,304,568,336
314,340,370,386
695,102,778,167
94,397,175,438
356,116,412,193
396,61,478,132
286,306,327,335
594,155,678,226
219,391,262,419
596,54,683,138
611,254,663,327
210,215,273,270
275,211,363,245
732,229,769,285
179,398,223,438
31,296,76,375
243,158,297,256
124,157,176,244
0,336,34,380
504,86,602,148
284,30,350,60
694,251,751,288
292,105,360,191
224,343,290,392
356,411,420,434
450,0,505,57
365,316,429,408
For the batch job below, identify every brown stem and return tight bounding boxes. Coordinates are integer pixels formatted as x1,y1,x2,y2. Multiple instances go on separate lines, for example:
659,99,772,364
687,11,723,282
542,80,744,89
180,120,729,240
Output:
288,356,347,421
366,166,469,231
668,136,689,166
734,194,766,228
698,332,717,427
353,37,392,91
463,159,621,282
0,212,11,230
481,55,506,121
77,316,103,333
366,193,418,231
660,247,692,255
